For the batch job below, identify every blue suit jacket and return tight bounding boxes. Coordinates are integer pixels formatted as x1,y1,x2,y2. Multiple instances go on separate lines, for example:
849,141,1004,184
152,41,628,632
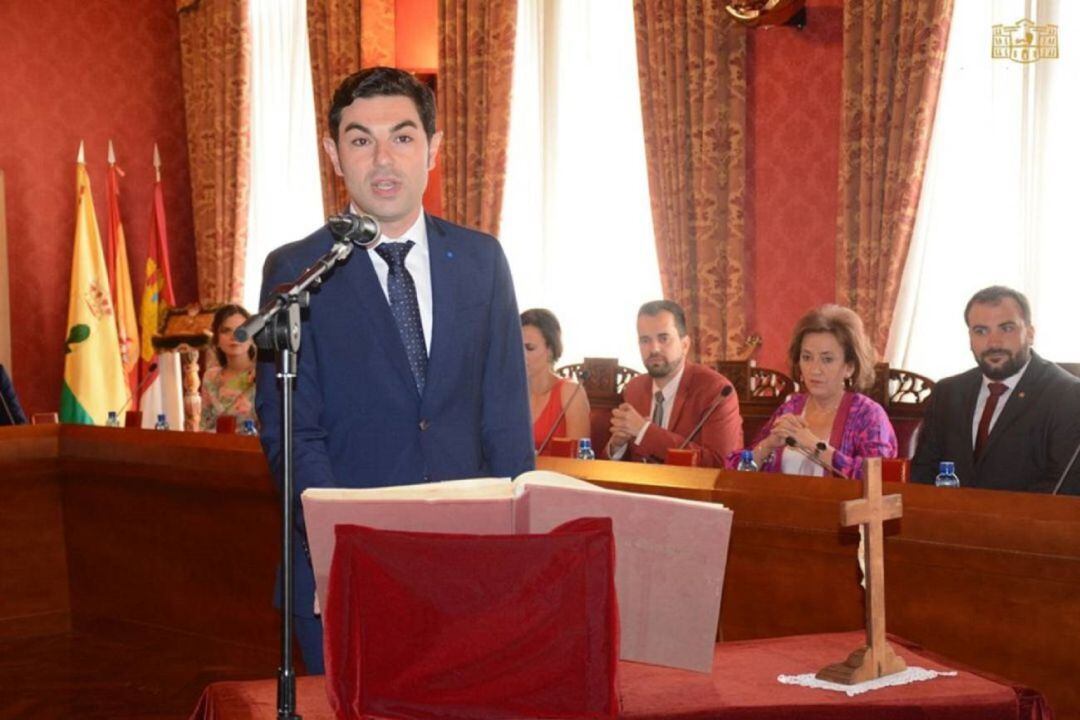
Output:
0,364,27,426
255,214,535,615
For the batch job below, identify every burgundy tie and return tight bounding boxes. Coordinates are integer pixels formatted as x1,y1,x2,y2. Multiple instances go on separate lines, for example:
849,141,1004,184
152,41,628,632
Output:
974,382,1008,461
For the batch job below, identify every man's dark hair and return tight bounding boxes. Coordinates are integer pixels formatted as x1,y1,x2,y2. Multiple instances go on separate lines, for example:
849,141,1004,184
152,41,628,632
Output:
328,67,437,141
520,308,564,363
638,300,688,337
964,286,1032,326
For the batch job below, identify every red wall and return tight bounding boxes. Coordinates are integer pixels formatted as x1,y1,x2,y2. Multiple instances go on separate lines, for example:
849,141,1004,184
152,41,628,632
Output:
747,0,844,370
0,0,843,413
0,0,198,417
396,0,438,73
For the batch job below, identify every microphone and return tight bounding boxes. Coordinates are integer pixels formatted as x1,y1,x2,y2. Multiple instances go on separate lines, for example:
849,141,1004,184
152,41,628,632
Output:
112,362,159,420
328,212,381,250
1051,433,1080,495
536,370,590,456
784,436,843,477
0,382,16,425
676,384,734,450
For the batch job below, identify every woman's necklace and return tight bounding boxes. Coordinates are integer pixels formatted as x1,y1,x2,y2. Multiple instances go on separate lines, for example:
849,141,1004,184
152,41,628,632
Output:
806,394,841,415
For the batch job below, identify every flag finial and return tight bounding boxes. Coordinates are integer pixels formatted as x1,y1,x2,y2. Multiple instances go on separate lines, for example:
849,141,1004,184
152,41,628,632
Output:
108,140,116,165
77,140,85,164
153,143,162,182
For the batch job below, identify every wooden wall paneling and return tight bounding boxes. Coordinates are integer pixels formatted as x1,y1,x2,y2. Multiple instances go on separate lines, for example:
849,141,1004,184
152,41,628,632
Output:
0,426,70,638
4,427,1079,718
543,458,1080,719
58,427,280,651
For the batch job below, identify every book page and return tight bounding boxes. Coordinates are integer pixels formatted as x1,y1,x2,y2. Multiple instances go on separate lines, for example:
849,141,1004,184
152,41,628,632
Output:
518,470,732,673
303,480,515,614
303,470,732,672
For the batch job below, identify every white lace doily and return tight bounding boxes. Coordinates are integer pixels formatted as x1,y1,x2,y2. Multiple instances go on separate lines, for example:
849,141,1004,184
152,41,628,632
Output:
777,667,958,696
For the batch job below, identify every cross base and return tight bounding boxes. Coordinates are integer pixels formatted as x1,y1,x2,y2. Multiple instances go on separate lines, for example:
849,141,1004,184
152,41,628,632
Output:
815,641,907,685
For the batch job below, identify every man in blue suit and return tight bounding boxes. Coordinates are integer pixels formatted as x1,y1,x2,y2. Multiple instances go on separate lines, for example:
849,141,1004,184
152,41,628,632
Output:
255,67,534,673
0,364,27,425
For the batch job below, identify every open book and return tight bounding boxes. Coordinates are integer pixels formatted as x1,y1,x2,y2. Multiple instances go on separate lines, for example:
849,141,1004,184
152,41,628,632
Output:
302,470,733,672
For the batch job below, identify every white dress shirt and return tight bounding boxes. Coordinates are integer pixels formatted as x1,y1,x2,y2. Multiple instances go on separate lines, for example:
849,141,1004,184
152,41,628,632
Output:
364,209,433,354
970,358,1031,448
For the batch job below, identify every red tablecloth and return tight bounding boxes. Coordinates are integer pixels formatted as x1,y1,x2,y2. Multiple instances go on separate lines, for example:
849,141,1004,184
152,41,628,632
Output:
190,631,1051,720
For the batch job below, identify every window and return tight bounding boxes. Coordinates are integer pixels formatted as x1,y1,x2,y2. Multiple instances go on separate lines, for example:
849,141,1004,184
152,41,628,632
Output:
500,0,661,370
888,0,1080,379
244,0,325,312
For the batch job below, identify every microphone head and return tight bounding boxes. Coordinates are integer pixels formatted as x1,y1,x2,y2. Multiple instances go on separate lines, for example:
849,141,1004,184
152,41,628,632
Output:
328,213,381,249
720,384,734,397
578,368,591,381
785,436,797,447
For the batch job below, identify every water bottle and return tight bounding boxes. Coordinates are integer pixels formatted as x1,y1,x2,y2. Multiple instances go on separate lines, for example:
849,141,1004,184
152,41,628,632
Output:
239,419,258,436
154,413,170,431
736,449,758,472
577,438,595,460
934,461,960,488
106,411,120,428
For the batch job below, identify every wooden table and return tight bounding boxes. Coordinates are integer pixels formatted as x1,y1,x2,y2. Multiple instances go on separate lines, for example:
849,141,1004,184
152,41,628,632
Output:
3,425,1079,717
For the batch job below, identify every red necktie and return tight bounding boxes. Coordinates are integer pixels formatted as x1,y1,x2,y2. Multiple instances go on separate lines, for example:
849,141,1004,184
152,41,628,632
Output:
974,382,1008,461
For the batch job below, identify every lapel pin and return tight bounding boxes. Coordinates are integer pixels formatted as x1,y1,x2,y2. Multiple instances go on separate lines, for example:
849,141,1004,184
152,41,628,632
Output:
1018,391,1025,398
446,250,454,259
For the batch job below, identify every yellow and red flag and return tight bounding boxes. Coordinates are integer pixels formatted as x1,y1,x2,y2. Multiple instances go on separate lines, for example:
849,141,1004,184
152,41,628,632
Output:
60,142,129,424
105,141,140,401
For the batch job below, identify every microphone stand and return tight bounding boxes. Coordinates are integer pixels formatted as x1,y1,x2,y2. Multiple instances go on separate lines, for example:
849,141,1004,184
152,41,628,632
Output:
1051,435,1080,495
536,370,590,456
236,236,358,720
785,436,843,477
111,363,159,423
0,383,16,425
677,385,734,450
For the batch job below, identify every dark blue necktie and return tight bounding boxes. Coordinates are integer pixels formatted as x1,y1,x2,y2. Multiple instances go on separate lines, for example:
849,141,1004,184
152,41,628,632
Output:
374,241,427,396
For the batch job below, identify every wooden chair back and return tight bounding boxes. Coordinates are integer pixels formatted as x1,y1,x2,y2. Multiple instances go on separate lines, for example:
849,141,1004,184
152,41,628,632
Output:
556,358,640,451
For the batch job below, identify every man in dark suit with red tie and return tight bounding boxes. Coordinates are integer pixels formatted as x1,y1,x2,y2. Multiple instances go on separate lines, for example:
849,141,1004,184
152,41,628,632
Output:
256,67,534,673
912,286,1080,494
603,300,742,467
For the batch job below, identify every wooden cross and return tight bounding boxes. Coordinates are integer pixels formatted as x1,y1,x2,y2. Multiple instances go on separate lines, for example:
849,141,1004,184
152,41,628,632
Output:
816,457,907,684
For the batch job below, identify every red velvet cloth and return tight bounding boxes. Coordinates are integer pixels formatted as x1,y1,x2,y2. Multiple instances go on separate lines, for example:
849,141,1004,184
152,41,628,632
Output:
191,632,1052,720
323,518,619,720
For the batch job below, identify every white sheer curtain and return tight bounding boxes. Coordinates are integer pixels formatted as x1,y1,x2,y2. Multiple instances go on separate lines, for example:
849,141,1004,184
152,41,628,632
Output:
244,0,325,311
888,0,1080,380
500,0,661,371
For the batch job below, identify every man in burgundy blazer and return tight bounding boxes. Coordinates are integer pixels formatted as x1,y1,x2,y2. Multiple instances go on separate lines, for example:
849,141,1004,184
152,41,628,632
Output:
603,300,742,466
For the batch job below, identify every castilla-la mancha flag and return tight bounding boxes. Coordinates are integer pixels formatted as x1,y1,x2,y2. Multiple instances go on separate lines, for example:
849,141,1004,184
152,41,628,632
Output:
137,145,180,428
60,145,129,424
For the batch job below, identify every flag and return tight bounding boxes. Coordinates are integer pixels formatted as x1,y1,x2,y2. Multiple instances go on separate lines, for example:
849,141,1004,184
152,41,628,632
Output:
60,143,129,424
106,142,140,401
138,144,181,429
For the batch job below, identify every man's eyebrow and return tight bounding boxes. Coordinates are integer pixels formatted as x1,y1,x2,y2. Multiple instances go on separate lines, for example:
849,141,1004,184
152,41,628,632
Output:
341,121,372,135
391,120,419,133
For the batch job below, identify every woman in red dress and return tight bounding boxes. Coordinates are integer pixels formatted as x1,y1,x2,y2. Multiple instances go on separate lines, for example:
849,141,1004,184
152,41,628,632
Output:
521,309,591,455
